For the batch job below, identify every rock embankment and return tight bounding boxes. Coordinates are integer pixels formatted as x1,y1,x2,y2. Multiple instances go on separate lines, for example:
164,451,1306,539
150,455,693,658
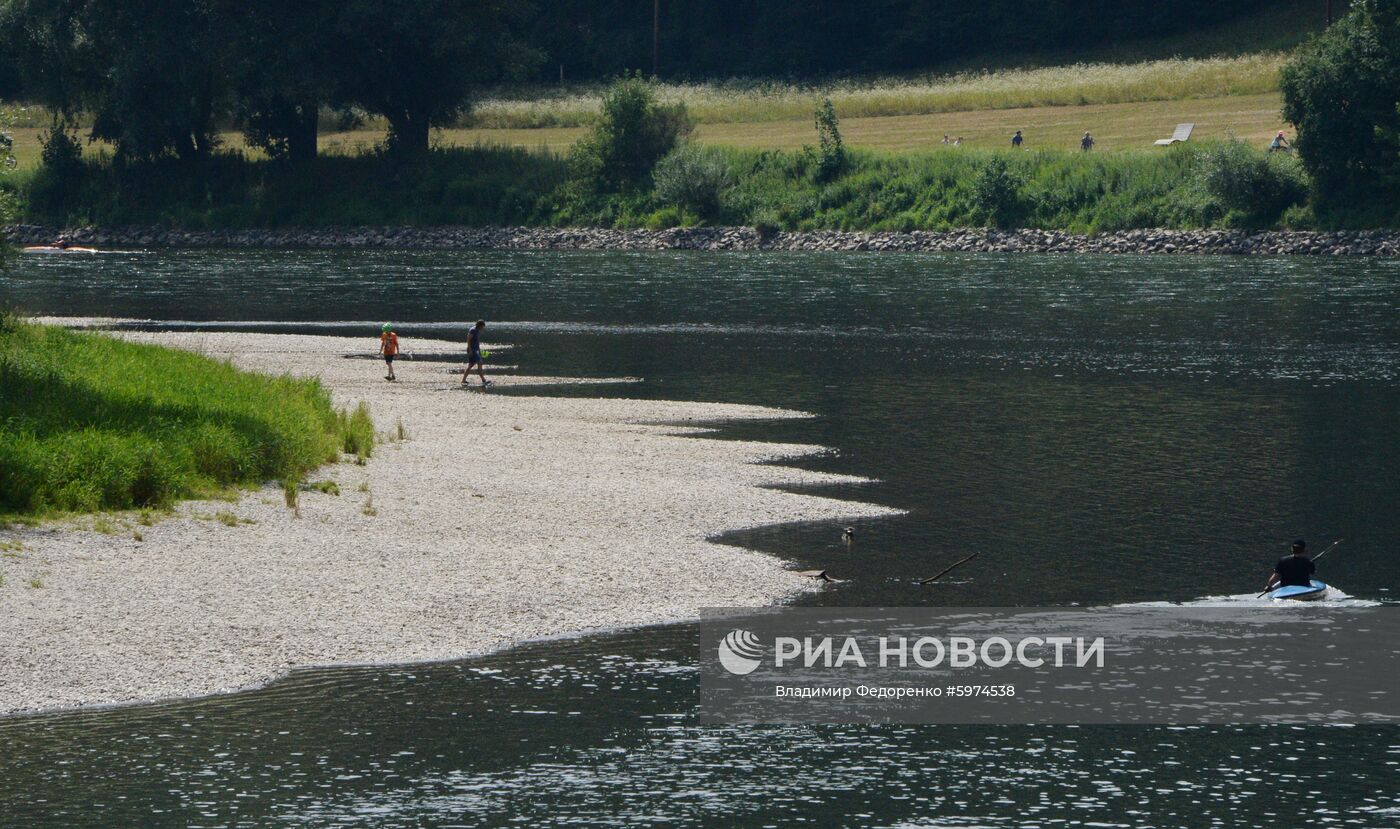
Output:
7,224,1400,256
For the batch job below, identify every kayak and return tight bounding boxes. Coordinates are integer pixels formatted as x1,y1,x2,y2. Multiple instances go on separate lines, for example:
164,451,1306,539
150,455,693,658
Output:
23,245,101,254
1267,580,1329,601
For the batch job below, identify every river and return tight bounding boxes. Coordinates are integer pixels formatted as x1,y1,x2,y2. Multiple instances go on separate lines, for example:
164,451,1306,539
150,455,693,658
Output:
2,249,1397,827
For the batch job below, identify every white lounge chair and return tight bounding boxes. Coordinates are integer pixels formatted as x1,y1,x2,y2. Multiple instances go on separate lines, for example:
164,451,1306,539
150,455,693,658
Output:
1154,123,1195,146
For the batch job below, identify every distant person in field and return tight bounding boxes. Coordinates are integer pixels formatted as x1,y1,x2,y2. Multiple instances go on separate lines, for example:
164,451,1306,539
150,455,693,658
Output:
1269,131,1289,152
462,320,491,388
941,135,951,144
1012,130,1023,148
1080,131,1095,152
379,323,400,382
953,137,964,146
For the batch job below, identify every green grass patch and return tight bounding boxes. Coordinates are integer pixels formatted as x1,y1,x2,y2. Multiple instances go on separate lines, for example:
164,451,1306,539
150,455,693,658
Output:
0,316,375,519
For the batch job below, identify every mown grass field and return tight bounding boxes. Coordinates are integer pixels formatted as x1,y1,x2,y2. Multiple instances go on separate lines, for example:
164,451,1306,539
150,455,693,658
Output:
324,92,1290,156
0,316,374,519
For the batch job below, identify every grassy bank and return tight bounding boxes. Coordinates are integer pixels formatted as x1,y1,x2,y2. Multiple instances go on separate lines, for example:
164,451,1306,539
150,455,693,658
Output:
0,316,374,519
9,138,1326,232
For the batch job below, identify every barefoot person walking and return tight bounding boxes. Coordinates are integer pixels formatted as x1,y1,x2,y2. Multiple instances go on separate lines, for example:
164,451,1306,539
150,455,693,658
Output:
379,323,400,382
462,320,491,388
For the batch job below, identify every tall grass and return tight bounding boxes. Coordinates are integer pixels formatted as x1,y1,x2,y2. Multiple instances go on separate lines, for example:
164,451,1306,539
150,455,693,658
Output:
0,316,374,518
467,53,1289,129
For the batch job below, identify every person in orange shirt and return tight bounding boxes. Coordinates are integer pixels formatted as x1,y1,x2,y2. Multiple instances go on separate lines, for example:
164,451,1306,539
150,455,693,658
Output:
379,323,400,382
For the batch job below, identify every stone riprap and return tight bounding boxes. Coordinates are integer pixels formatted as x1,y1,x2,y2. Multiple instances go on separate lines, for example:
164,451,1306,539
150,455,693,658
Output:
7,224,1400,256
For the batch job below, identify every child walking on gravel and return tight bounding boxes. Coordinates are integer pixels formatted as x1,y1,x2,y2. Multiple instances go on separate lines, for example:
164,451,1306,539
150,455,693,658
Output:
379,323,400,382
462,320,491,388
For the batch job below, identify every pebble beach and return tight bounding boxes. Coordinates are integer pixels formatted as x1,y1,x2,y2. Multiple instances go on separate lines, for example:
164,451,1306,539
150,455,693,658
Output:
0,326,898,716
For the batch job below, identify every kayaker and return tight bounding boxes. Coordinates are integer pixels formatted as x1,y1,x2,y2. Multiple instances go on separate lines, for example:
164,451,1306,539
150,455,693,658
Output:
1263,539,1315,591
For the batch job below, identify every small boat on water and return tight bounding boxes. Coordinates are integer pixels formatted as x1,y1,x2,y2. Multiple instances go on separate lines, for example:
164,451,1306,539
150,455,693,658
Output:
1266,579,1329,601
23,245,101,254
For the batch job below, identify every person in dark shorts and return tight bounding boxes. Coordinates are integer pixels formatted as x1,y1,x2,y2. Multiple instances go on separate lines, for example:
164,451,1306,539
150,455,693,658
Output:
1264,539,1316,591
378,323,399,382
1012,130,1023,148
462,320,490,388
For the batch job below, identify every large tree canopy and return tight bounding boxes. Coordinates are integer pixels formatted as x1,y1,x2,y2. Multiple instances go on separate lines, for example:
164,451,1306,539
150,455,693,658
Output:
218,0,337,165
2,0,227,160
0,0,539,161
1281,0,1400,219
330,0,539,156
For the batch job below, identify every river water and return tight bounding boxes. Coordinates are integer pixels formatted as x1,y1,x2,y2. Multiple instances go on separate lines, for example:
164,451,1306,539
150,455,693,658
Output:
2,249,1398,827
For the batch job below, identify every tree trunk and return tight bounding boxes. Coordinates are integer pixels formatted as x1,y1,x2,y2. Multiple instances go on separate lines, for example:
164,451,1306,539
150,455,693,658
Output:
385,109,430,157
175,132,201,162
287,102,319,165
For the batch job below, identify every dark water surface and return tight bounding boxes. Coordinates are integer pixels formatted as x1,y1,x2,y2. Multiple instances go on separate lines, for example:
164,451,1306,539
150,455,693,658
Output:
2,249,1398,827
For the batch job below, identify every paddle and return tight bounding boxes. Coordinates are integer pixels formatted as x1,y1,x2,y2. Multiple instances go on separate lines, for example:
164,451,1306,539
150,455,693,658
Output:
917,551,980,586
1256,538,1343,598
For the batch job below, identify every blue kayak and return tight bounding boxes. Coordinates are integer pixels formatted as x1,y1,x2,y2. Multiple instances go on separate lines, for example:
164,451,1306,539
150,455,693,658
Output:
1267,580,1328,601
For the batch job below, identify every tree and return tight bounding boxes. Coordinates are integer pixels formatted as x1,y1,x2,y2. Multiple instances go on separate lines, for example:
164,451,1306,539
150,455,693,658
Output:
84,1,230,161
1281,0,1400,217
1,0,232,161
330,0,540,156
218,0,336,165
570,73,692,193
0,0,102,119
0,124,14,269
812,98,845,182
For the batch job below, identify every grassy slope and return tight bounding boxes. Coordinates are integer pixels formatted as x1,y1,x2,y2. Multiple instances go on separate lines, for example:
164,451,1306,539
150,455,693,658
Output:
711,144,1272,233
0,317,374,518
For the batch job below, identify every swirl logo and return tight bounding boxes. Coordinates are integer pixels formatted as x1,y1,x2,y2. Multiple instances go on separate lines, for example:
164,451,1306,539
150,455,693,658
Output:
717,629,765,675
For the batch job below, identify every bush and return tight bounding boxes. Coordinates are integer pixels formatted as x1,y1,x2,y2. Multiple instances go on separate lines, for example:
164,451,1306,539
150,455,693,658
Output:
643,205,697,229
1279,203,1317,229
1197,138,1307,227
652,143,732,218
570,73,693,194
972,155,1027,227
751,209,781,237
1281,1,1400,222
